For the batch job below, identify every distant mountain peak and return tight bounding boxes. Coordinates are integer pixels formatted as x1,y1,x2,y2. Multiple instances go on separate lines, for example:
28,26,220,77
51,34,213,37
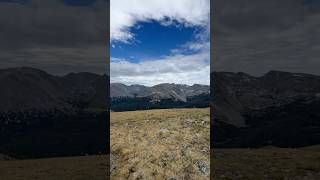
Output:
110,82,209,101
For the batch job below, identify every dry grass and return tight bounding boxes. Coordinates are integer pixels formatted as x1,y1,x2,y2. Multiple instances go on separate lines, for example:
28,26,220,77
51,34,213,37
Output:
1,107,319,180
110,108,210,180
0,155,108,180
212,146,320,179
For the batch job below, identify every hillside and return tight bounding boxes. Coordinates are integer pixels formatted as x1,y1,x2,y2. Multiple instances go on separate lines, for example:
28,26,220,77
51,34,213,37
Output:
111,83,209,101
1,147,319,180
110,83,210,111
110,108,210,179
212,146,320,179
0,155,108,180
0,67,108,158
212,71,320,147
0,67,108,112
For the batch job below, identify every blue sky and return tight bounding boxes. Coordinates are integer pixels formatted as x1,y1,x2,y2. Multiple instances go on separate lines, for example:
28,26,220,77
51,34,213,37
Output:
110,0,210,86
111,20,201,62
0,0,209,80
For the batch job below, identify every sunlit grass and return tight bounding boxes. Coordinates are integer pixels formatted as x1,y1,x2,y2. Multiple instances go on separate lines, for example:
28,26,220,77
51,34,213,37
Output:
111,108,210,179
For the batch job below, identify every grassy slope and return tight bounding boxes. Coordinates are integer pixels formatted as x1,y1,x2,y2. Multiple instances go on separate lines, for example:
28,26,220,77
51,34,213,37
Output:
111,108,210,179
212,147,320,179
0,155,108,180
1,108,319,179
1,147,319,180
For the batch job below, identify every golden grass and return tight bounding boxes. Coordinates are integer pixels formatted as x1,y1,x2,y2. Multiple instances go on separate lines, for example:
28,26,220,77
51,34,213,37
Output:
110,108,210,179
0,155,108,180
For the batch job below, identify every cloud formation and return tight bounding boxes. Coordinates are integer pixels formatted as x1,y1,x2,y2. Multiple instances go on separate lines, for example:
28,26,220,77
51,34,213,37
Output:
111,51,210,86
111,0,209,43
0,0,107,75
110,0,210,86
213,0,320,76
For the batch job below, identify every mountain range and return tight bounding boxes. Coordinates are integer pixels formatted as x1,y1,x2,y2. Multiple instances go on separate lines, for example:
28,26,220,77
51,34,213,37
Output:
111,83,209,102
212,71,320,147
110,83,210,111
0,67,108,113
0,67,108,158
0,67,209,113
1,67,320,156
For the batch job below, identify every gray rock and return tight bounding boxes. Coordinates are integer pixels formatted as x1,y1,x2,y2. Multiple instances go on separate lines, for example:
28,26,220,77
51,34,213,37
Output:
159,128,169,133
194,160,209,175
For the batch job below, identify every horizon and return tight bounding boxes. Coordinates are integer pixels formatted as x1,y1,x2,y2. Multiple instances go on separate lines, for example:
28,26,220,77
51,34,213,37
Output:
1,66,319,81
111,82,209,87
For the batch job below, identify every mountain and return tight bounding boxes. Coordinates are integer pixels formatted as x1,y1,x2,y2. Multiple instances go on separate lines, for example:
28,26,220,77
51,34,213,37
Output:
212,71,320,147
110,83,210,111
0,67,108,158
111,83,209,101
0,67,108,113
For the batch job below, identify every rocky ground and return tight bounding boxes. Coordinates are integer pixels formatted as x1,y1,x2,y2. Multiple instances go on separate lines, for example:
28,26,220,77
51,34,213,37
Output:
110,108,210,179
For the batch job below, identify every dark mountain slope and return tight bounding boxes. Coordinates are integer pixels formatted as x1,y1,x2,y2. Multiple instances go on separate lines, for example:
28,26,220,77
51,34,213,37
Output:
212,71,320,147
0,67,108,158
0,67,67,112
0,67,108,113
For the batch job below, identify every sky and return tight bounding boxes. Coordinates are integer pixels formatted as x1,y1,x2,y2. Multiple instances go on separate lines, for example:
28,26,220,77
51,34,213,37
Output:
0,0,107,75
110,0,210,86
213,0,320,76
2,0,318,81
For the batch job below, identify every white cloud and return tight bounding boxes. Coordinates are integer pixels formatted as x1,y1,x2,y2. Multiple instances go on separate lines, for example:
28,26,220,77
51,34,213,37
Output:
171,41,210,54
110,0,210,42
111,51,210,86
110,0,210,86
